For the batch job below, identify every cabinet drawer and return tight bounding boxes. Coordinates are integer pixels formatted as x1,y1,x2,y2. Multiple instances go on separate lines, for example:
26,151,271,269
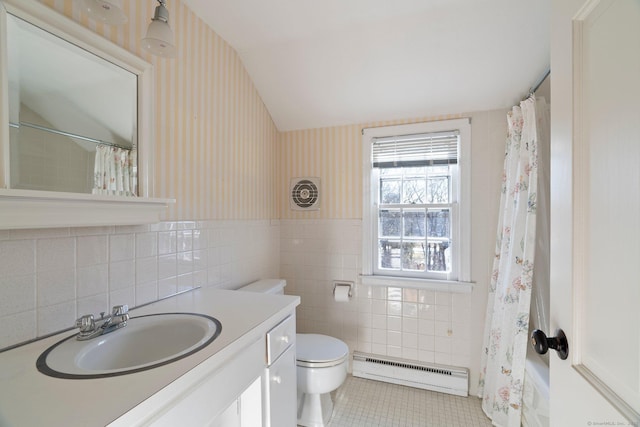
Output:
266,315,295,365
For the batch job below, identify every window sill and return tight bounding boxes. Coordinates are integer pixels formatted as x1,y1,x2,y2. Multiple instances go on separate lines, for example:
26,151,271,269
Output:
0,189,174,229
360,274,473,293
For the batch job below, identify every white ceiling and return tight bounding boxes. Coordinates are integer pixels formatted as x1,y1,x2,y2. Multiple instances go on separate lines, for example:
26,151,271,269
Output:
182,0,551,131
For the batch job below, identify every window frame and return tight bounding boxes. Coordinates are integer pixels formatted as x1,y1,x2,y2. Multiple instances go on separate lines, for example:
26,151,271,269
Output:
362,118,471,288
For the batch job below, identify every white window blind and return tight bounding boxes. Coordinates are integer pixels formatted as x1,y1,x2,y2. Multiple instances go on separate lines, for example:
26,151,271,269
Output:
372,130,459,168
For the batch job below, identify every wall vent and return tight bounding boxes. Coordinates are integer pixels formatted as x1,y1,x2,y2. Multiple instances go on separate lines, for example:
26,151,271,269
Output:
352,352,469,397
290,177,320,211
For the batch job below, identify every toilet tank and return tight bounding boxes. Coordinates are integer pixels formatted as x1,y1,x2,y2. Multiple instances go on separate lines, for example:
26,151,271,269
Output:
239,279,286,295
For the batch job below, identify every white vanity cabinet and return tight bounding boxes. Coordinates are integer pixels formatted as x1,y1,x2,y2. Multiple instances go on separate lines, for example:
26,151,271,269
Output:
264,315,297,427
109,337,265,426
209,377,262,427
109,311,298,427
0,289,300,427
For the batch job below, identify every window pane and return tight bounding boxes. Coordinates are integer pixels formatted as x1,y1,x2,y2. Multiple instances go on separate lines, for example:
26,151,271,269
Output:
403,166,427,176
402,242,427,271
426,241,450,272
427,209,450,238
403,209,426,237
427,176,450,203
380,168,401,177
427,166,449,175
402,178,426,204
368,122,468,281
379,240,401,270
379,209,401,237
380,179,401,203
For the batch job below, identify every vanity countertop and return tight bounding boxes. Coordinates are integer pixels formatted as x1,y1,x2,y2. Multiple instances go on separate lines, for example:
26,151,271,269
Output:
0,288,299,426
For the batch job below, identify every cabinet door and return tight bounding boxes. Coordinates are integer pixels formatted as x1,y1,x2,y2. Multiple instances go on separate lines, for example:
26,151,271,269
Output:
131,340,263,427
209,400,240,427
265,345,297,427
240,377,263,427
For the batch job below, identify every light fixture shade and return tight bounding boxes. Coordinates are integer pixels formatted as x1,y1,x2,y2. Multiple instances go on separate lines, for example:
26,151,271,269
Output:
142,20,176,58
142,2,176,58
78,0,127,25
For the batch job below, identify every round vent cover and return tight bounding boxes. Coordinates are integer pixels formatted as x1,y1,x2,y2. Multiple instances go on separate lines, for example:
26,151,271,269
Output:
290,178,320,210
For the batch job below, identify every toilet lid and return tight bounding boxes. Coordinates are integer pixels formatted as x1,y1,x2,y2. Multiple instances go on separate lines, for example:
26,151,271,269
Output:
296,334,348,363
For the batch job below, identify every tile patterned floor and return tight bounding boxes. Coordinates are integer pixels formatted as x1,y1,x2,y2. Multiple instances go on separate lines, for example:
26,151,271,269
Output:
327,376,492,427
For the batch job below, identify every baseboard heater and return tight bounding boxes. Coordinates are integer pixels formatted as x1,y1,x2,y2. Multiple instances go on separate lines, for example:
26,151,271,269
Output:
352,352,469,397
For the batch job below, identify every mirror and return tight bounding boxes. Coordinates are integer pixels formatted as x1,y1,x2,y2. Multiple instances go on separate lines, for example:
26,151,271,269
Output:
0,0,170,230
7,13,137,195
0,0,154,198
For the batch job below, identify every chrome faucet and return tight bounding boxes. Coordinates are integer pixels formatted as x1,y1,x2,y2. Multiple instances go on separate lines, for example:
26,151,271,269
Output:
75,305,129,341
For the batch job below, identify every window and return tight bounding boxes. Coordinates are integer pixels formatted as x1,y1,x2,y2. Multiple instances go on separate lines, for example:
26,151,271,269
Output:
362,119,471,285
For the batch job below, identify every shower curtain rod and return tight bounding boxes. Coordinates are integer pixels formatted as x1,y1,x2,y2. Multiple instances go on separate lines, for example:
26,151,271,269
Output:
9,121,132,151
523,68,551,101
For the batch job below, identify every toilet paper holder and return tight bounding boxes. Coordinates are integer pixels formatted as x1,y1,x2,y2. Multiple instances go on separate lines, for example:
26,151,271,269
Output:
333,281,353,298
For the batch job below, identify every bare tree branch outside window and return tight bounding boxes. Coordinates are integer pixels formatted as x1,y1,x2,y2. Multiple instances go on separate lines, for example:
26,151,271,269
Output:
378,165,452,273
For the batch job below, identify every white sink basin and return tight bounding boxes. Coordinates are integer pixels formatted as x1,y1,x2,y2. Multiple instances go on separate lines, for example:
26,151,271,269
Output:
37,313,221,379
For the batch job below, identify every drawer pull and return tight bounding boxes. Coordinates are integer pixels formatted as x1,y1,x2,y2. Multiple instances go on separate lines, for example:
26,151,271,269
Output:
280,335,290,344
272,375,281,384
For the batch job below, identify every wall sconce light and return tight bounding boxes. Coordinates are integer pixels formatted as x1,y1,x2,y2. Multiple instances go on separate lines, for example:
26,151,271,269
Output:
76,0,127,25
75,0,176,58
142,0,176,58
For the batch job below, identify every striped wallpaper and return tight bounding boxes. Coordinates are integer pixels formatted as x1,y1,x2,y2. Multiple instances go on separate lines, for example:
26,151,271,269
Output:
41,0,278,221
277,115,462,219
37,1,463,222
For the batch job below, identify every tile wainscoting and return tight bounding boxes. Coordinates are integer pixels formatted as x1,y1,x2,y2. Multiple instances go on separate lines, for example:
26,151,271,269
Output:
0,220,280,349
2,217,489,396
281,218,488,395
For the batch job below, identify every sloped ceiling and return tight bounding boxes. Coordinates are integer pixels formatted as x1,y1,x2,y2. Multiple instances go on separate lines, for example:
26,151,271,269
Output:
182,0,551,131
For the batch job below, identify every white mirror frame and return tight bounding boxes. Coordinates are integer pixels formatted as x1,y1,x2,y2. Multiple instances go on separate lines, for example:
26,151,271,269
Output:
0,0,173,229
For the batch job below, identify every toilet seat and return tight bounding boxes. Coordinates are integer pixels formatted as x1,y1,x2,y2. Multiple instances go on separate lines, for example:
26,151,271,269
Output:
296,334,349,368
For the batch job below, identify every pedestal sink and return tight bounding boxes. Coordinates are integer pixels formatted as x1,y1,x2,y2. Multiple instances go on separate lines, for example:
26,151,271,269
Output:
37,313,221,379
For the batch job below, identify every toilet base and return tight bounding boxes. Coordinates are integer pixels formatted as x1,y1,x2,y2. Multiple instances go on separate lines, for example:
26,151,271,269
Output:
297,390,334,427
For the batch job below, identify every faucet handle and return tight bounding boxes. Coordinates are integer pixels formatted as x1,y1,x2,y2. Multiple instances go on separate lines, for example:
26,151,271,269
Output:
111,305,129,316
75,314,95,332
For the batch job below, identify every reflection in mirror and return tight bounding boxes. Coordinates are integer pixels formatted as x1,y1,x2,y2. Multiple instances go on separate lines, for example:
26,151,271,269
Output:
7,13,138,195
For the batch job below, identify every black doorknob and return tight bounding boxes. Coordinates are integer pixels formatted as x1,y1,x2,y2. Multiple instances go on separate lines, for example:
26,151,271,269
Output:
531,329,569,360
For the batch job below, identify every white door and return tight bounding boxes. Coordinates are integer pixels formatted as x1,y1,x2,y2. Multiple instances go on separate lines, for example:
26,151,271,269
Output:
550,0,640,425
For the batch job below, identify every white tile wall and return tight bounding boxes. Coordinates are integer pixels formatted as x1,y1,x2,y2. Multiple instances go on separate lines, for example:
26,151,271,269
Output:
281,218,474,368
281,218,482,393
0,220,280,349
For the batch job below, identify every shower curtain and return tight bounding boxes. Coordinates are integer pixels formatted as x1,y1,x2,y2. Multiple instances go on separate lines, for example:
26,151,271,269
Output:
93,144,137,196
478,95,548,427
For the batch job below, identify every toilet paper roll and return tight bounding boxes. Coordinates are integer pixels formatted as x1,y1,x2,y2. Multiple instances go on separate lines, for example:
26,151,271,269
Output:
334,284,351,302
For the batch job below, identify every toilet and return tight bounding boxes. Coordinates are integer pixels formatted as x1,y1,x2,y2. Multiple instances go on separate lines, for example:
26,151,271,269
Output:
239,279,349,427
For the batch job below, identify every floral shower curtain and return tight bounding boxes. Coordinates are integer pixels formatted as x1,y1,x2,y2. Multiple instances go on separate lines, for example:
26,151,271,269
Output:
478,95,546,426
92,144,137,196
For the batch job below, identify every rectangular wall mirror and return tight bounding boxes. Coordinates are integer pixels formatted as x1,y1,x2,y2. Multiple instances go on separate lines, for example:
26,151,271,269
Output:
0,0,172,229
7,13,138,195
0,0,154,197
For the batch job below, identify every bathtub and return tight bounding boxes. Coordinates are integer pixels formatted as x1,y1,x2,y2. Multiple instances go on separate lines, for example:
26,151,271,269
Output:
522,350,549,427
523,269,550,427
524,94,550,427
